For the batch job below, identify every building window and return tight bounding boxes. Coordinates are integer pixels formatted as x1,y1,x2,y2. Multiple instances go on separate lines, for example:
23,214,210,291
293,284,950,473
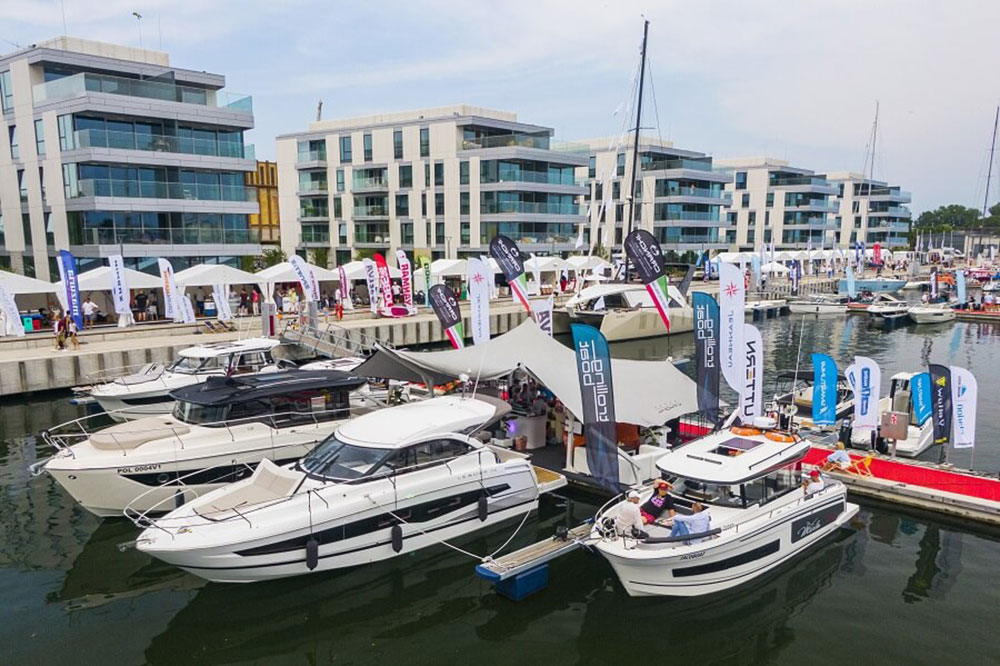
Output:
460,192,469,215
434,162,444,187
340,135,352,162
726,211,737,224
44,211,53,246
333,196,342,219
459,161,469,185
298,139,326,163
435,192,444,216
634,180,642,199
393,129,403,159
424,163,431,188
363,133,372,161
419,128,430,157
17,169,26,201
395,193,409,216
765,211,770,224
336,169,345,192
612,181,620,200
588,155,596,179
400,222,413,245
57,114,73,150
0,70,12,112
616,152,626,177
735,171,747,190
595,182,603,200
747,229,755,245
22,212,31,246
435,221,445,244
741,193,750,208
460,221,470,244
38,166,45,202
766,192,773,208
9,125,18,159
34,119,45,155
852,201,859,213
421,192,427,217
399,164,412,188
748,211,756,224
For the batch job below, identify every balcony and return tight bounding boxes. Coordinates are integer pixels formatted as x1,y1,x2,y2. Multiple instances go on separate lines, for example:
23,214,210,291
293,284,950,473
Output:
297,182,329,195
482,171,586,187
862,187,912,202
770,176,832,188
33,72,252,111
297,150,327,166
868,205,911,217
480,201,584,216
73,128,254,160
71,226,260,246
655,185,726,199
642,158,714,172
459,134,588,154
300,226,330,246
72,179,255,202
653,211,721,223
785,200,839,213
352,176,390,192
353,204,390,218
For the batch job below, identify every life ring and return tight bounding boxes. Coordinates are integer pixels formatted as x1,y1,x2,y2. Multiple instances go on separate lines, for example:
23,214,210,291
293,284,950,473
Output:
765,431,796,443
732,427,762,437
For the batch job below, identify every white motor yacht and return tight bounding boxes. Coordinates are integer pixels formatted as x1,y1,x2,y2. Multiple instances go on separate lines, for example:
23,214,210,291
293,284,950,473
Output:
88,338,285,422
591,426,858,597
845,372,934,457
565,283,694,341
787,296,849,315
773,371,854,426
133,395,546,583
907,303,956,324
38,369,372,517
865,294,911,325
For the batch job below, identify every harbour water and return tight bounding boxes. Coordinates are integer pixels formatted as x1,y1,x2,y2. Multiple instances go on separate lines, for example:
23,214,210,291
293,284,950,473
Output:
2,316,999,665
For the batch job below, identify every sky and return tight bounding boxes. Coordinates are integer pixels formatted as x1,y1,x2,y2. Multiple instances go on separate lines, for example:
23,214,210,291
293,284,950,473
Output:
3,0,1000,215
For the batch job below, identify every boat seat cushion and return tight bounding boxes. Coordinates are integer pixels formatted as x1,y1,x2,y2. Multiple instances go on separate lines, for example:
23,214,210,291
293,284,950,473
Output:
197,459,304,518
90,417,190,450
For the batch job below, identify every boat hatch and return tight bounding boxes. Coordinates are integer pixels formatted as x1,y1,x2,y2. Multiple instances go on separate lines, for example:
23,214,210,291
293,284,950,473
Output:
712,437,763,457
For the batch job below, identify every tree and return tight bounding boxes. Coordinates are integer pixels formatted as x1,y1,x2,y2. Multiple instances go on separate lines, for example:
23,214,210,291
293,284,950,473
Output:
261,247,286,268
310,247,330,268
591,243,610,261
353,248,377,261
914,204,980,232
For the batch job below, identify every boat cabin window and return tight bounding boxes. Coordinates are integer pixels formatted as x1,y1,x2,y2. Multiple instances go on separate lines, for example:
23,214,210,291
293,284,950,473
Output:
270,389,352,425
172,400,229,425
412,438,471,465
671,477,743,508
231,351,273,374
299,435,388,480
741,467,799,507
587,293,628,310
169,356,223,374
226,399,271,424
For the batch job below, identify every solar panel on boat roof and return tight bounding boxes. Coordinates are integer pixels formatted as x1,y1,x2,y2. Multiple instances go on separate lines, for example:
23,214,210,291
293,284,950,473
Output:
713,437,763,456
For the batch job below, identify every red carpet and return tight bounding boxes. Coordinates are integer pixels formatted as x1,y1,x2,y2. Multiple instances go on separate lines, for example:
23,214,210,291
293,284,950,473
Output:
806,447,1000,502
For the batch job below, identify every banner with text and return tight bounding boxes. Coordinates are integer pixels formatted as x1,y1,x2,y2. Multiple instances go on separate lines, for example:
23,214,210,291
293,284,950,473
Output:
531,295,554,336
57,250,83,330
949,365,977,449
429,284,464,349
212,284,233,322
158,258,179,321
0,282,25,337
466,257,491,345
811,353,839,426
373,253,394,312
108,255,132,326
929,363,952,446
396,250,414,311
851,355,881,428
740,324,763,422
362,259,379,315
623,229,672,332
719,261,746,394
489,234,531,313
693,292,720,425
570,323,619,493
910,372,932,426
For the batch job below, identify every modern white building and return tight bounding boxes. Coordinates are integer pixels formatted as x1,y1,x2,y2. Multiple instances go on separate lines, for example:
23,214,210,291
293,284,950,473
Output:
579,136,730,255
276,105,589,265
716,157,840,250
827,172,912,248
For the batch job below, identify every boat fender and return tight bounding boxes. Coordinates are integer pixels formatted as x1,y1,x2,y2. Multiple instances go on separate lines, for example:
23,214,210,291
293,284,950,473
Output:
305,537,319,570
765,431,796,443
174,490,185,509
732,427,762,437
391,525,403,553
478,495,489,522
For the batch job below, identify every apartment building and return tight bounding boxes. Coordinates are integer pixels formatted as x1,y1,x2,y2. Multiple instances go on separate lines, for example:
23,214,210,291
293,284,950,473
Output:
716,157,840,250
246,160,279,245
276,104,589,266
0,37,260,279
580,136,730,254
827,172,912,248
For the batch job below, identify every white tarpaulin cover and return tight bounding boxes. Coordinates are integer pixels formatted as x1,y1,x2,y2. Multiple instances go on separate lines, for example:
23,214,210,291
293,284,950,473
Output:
0,269,59,295
353,320,699,426
174,263,257,287
57,265,162,292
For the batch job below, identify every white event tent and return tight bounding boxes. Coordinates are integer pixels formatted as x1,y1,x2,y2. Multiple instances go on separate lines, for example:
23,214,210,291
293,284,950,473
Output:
174,264,257,288
0,270,59,296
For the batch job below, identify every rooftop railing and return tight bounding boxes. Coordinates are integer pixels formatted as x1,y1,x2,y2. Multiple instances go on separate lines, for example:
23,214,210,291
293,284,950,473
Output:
459,134,588,154
33,72,252,111
642,158,715,172
769,176,834,188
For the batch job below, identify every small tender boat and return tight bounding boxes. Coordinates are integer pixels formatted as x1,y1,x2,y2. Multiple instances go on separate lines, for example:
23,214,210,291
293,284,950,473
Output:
134,395,549,583
907,303,956,324
39,369,372,517
837,277,906,294
88,338,285,422
565,283,694,341
787,295,849,315
866,294,910,323
842,372,934,457
591,426,858,597
773,370,855,425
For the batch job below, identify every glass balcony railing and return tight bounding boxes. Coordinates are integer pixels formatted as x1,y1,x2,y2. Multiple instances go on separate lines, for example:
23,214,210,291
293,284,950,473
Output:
785,199,839,212
297,150,327,164
868,205,911,217
353,205,390,217
298,208,329,219
297,181,328,193
769,176,833,188
72,179,255,202
653,211,720,222
71,226,260,246
33,72,252,111
482,171,585,187
655,186,726,198
352,176,390,190
300,226,330,245
459,134,588,154
480,201,584,215
642,158,714,172
73,128,253,159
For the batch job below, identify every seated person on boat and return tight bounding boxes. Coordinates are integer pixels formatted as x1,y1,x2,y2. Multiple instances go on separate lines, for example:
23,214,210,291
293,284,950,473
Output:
640,479,675,525
614,490,645,537
669,502,711,542
802,469,825,495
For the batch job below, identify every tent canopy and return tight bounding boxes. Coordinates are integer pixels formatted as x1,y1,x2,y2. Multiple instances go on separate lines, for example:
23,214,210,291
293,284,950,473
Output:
525,256,569,273
565,255,611,272
255,261,340,284
352,320,699,427
0,270,59,295
174,263,257,287
336,260,402,281
58,265,163,292
430,258,468,277
761,261,789,274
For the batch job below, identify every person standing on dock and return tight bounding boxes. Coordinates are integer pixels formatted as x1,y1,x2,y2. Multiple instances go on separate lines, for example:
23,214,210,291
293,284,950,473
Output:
196,289,206,316
82,298,98,329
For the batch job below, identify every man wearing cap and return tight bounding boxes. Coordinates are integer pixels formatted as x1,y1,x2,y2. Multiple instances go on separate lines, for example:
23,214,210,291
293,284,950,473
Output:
640,480,675,524
614,490,645,537
802,469,825,495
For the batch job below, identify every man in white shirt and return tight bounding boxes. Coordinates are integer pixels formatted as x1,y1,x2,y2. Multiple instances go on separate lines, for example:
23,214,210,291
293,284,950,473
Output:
82,298,99,329
802,469,825,495
614,490,644,537
670,502,712,543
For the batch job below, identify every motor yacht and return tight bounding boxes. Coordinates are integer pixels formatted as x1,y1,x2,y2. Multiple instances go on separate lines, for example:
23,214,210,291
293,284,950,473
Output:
87,338,286,422
787,296,849,315
841,372,934,457
133,395,546,583
38,369,372,517
837,277,906,294
772,371,854,427
565,283,694,341
907,303,956,324
591,426,858,597
865,294,910,324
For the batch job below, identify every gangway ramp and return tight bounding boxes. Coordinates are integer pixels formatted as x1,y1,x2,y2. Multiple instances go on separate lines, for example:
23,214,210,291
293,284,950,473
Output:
476,522,592,600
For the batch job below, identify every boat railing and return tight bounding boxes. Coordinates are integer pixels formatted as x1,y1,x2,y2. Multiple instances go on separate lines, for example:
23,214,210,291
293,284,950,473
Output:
280,319,394,358
81,361,168,387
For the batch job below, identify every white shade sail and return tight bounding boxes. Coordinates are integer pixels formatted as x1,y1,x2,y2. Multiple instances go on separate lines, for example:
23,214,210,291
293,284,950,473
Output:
430,258,468,277
255,261,340,284
174,263,257,287
57,265,163,292
0,270,59,295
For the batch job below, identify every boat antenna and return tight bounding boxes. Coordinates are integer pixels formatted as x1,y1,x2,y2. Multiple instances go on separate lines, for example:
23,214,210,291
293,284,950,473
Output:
789,315,807,428
983,106,998,219
624,18,649,283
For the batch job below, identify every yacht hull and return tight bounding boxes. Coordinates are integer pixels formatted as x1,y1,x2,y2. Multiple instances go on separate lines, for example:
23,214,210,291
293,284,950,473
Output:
93,392,177,422
597,494,858,597
787,303,847,315
907,307,956,324
568,307,694,341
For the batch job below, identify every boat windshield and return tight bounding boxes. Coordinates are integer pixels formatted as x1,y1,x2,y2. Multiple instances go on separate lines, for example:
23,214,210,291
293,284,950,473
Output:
172,401,229,425
299,435,388,480
168,356,223,375
670,477,744,508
